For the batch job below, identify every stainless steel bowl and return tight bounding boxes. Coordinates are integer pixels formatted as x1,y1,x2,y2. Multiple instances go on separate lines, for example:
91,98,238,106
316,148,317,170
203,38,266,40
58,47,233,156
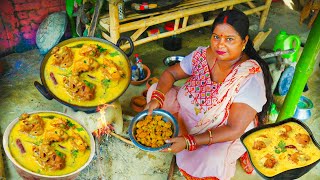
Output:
293,96,313,121
128,109,179,152
163,56,184,66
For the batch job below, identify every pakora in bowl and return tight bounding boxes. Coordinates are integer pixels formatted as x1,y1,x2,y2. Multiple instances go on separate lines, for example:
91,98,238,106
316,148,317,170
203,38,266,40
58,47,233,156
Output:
128,109,179,152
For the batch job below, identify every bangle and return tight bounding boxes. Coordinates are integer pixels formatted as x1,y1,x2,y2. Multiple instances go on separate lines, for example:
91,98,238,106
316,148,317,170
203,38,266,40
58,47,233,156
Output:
151,94,164,108
183,135,197,151
184,136,189,150
207,129,213,145
154,89,165,99
151,90,165,108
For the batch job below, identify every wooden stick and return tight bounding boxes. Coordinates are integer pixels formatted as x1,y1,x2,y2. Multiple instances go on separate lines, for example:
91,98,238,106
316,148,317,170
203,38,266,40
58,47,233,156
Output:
88,0,103,37
259,0,272,30
247,2,261,16
167,155,176,180
119,0,252,33
110,132,134,145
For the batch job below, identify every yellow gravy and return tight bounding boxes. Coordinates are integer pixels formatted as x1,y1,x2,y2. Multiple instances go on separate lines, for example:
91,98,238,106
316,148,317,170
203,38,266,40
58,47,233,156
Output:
9,112,91,176
44,40,130,107
243,122,320,177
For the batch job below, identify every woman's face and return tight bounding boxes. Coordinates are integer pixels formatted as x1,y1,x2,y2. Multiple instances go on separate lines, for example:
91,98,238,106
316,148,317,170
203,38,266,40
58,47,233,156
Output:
210,23,248,61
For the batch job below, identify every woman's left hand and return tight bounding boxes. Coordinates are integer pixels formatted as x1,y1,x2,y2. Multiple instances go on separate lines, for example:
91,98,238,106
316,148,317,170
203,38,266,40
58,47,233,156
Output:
160,136,186,153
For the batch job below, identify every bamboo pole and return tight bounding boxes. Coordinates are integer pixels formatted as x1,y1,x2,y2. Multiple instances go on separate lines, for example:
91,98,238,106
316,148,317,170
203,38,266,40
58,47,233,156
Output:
109,1,120,44
119,0,252,33
174,18,180,31
276,15,320,122
101,31,112,42
243,5,268,17
182,16,189,28
247,2,261,16
99,17,110,32
131,27,148,41
119,5,267,50
259,0,272,30
120,19,215,50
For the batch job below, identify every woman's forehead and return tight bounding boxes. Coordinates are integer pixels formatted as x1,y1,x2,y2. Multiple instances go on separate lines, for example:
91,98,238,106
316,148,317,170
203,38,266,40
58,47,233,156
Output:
212,23,240,36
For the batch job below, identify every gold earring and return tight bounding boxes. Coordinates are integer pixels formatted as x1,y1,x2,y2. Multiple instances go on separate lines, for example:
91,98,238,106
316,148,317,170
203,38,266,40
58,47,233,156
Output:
242,47,245,51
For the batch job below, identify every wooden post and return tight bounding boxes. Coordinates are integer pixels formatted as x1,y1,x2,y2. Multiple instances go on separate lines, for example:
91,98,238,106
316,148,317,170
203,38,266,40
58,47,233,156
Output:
259,0,272,30
109,1,120,44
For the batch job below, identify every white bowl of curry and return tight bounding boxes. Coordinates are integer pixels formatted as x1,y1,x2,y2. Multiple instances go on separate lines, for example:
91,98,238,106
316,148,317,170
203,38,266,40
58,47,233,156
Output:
3,111,95,179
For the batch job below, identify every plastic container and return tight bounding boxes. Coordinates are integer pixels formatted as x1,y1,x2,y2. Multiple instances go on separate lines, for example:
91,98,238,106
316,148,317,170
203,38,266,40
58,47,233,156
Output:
268,103,279,123
273,30,301,62
131,65,139,81
163,22,182,51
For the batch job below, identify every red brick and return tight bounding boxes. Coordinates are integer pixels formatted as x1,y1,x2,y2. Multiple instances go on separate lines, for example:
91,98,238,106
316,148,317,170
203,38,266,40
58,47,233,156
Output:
19,19,31,26
23,32,34,39
21,25,32,33
30,22,39,31
30,13,44,24
0,0,14,14
60,4,66,10
15,2,41,11
17,11,29,19
0,40,10,50
48,7,61,14
13,0,30,3
42,0,62,8
36,9,49,18
0,32,7,39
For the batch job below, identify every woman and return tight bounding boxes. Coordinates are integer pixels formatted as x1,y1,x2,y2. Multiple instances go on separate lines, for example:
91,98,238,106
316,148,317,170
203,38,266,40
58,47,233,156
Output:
145,10,272,179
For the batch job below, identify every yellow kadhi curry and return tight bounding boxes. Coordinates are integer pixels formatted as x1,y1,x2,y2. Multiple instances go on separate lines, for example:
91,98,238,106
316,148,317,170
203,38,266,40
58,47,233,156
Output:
9,112,91,176
243,122,320,177
44,40,130,107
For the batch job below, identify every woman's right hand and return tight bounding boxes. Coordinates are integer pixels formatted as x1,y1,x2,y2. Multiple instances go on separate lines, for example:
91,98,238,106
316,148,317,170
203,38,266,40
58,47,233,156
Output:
144,99,160,115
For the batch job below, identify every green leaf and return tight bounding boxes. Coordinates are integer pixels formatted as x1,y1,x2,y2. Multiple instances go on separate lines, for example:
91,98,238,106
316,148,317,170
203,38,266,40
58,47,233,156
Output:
278,140,286,149
66,0,74,16
67,119,75,127
275,148,281,154
70,43,84,48
110,51,119,57
83,80,95,89
71,149,79,158
97,44,107,53
40,115,55,119
102,79,110,87
75,0,82,6
76,127,84,132
55,150,65,158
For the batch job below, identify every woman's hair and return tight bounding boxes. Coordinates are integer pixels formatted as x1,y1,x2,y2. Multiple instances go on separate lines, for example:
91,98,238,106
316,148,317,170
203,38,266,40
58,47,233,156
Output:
211,10,273,125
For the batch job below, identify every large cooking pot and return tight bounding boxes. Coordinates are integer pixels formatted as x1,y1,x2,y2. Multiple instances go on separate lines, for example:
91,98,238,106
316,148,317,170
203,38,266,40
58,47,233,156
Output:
240,118,320,180
34,36,134,113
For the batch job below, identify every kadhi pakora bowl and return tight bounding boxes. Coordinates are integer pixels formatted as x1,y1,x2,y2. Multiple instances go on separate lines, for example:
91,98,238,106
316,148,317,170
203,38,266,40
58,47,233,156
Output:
3,111,95,180
128,109,179,152
240,118,320,180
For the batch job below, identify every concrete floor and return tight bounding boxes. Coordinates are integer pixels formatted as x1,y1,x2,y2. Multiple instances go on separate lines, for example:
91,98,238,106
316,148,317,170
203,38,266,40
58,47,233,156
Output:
0,2,319,180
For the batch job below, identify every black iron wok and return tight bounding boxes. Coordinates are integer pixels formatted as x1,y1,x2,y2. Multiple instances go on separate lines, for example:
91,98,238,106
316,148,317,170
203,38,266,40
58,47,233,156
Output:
34,36,134,113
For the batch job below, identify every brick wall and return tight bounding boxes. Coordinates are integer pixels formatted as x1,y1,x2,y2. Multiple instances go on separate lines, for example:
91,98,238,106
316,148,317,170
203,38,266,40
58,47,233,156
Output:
0,0,66,57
